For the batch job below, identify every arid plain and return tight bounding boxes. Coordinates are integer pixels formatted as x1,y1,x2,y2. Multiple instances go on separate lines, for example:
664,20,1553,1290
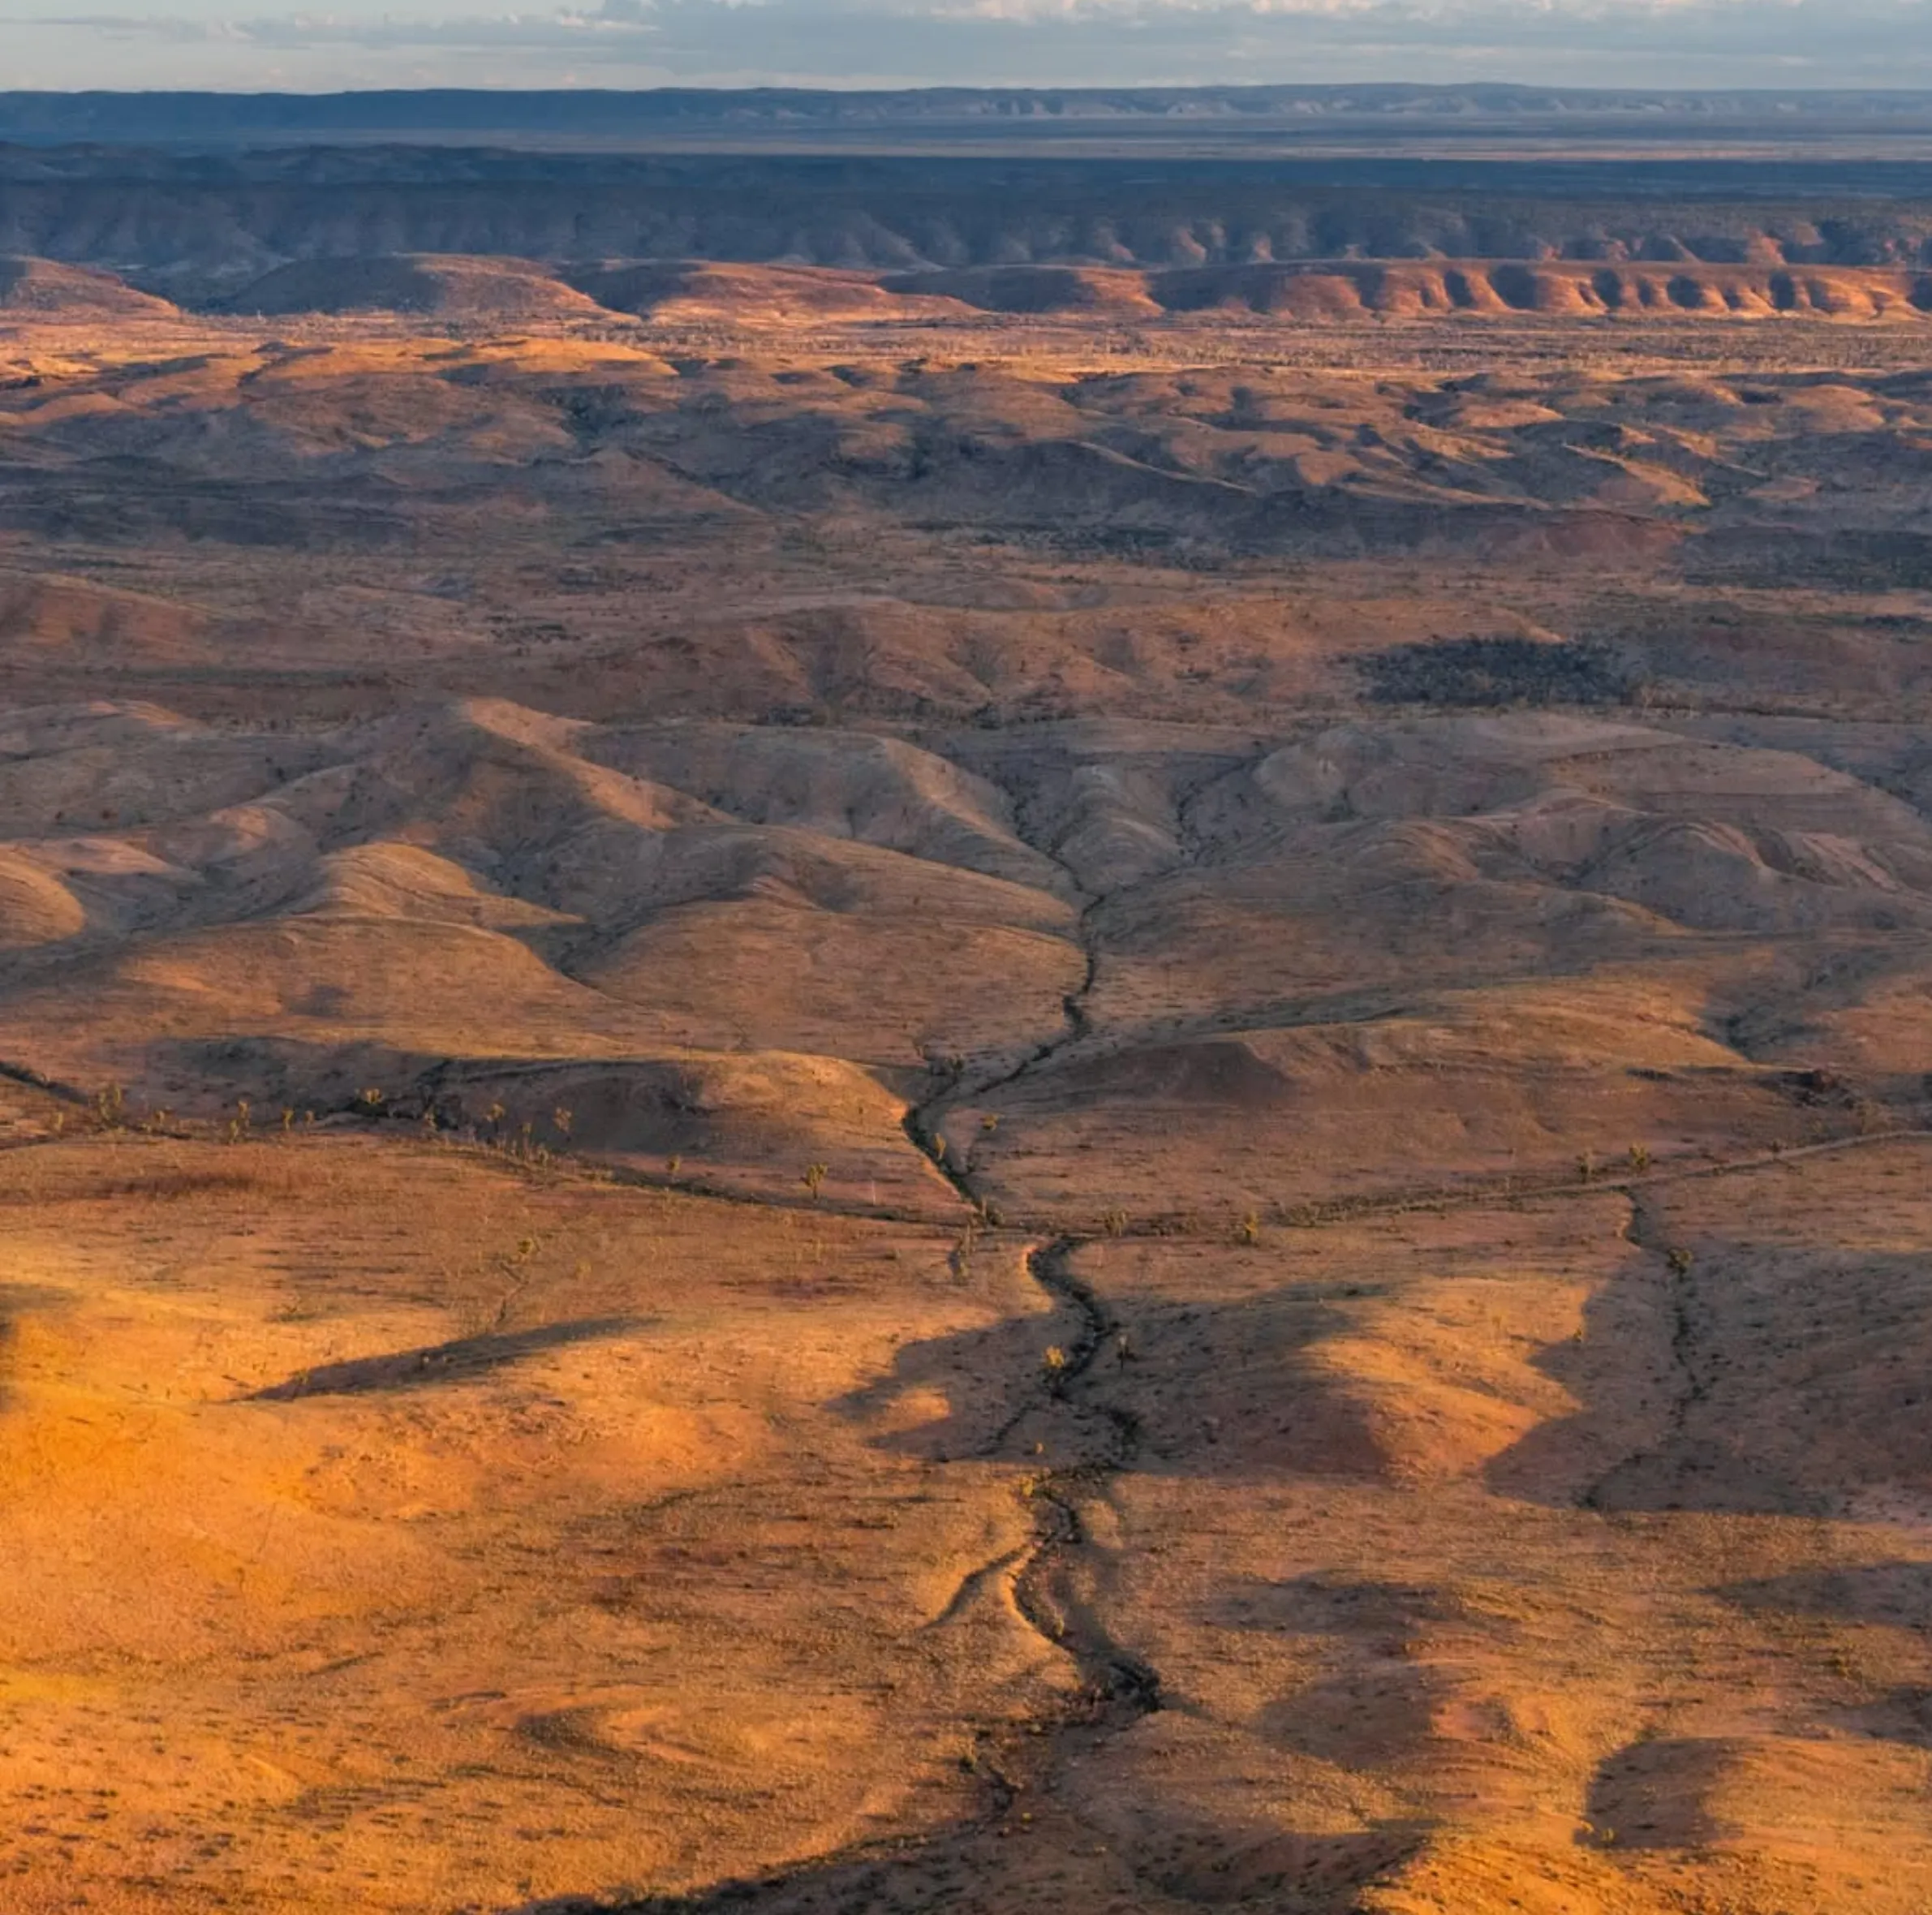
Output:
8,115,1932,1913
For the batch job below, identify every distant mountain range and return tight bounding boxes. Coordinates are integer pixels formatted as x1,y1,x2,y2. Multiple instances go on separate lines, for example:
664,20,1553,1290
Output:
7,84,1932,148
4,90,1932,291
1,149,1931,291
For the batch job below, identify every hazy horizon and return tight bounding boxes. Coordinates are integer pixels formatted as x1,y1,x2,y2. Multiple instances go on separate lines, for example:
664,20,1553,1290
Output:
4,0,1932,101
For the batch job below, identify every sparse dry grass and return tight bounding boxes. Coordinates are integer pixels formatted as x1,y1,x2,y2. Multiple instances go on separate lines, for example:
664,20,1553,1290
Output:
3,304,1932,1915
0,1130,1049,1913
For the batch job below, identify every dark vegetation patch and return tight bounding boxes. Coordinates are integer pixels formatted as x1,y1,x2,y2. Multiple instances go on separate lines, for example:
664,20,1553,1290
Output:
1358,635,1642,708
1690,529,1932,592
0,1167,270,1205
971,523,1239,570
0,475,408,549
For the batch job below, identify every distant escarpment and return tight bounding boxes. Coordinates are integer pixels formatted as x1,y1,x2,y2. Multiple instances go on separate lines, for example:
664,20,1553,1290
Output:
594,256,1932,324
894,260,1932,320
2,150,1932,290
24,252,1932,329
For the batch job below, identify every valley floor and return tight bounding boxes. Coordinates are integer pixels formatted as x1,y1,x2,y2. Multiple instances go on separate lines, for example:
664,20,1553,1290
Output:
4,310,1932,1915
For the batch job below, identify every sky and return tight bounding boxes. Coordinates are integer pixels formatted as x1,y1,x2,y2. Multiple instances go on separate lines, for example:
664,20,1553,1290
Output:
3,0,1932,94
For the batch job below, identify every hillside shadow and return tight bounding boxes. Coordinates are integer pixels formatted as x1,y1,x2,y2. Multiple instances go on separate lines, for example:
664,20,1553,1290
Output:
837,1226,1932,1516
499,1821,1097,1915
1719,1564,1932,1747
1581,1736,1732,1851
1487,1241,1932,1517
247,1315,643,1400
831,1282,1357,1474
0,1281,72,1414
1204,1571,1468,1637
828,1300,1078,1461
1721,1560,1932,1629
501,1805,1421,1914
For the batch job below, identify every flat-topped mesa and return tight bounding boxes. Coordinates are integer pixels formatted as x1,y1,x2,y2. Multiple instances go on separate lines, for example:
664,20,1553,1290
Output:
906,260,1932,320
20,253,1930,328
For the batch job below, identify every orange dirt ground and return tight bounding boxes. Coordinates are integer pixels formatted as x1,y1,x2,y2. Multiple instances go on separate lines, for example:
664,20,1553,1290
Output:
4,295,1932,1914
